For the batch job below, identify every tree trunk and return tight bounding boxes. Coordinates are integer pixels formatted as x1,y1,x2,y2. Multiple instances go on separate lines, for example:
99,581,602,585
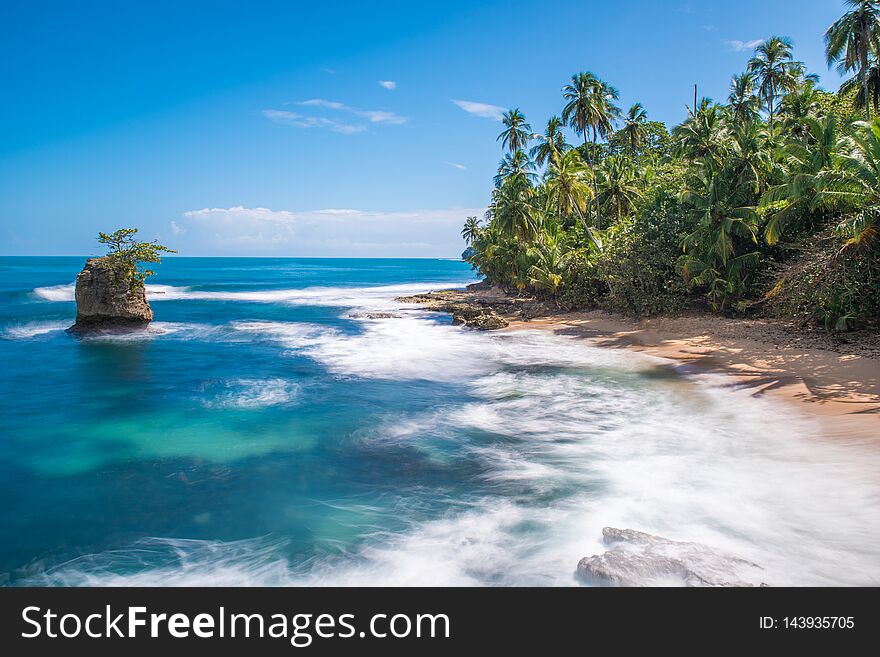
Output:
862,36,871,120
586,128,602,230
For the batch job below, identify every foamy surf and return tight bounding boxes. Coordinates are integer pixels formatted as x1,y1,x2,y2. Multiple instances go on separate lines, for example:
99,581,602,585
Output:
12,270,880,587
20,321,880,587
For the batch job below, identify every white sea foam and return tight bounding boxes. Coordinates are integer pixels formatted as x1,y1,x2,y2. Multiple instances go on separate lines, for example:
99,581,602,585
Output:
19,281,880,587
76,322,217,342
203,378,300,409
32,283,76,302
2,320,69,339
33,281,471,308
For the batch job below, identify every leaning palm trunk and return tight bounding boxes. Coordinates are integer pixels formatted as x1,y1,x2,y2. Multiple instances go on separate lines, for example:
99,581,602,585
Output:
862,27,872,120
584,128,602,229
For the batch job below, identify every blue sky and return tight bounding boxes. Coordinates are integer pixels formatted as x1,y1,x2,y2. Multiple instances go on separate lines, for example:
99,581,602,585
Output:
0,0,848,257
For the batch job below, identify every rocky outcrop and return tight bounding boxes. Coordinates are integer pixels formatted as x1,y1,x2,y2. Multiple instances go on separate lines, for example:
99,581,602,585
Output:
576,527,765,587
68,257,153,332
397,284,560,330
397,290,509,330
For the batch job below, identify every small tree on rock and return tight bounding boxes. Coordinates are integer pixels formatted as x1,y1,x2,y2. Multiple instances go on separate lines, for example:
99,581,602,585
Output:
97,228,176,290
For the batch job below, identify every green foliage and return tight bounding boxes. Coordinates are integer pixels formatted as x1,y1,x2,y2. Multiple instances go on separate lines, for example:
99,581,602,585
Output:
598,183,692,315
98,228,176,290
460,10,880,331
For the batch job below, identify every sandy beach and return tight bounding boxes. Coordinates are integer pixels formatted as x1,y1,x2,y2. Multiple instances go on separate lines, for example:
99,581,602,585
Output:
508,311,880,441
403,285,880,442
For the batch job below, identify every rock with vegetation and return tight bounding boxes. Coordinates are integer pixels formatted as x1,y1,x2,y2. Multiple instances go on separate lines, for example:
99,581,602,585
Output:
68,228,175,332
71,257,154,329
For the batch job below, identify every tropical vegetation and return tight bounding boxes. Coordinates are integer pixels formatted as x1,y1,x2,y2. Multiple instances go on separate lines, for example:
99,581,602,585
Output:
98,228,176,290
462,4,880,330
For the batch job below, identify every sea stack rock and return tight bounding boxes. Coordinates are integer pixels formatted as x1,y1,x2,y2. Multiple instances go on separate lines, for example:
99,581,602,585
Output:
68,257,153,332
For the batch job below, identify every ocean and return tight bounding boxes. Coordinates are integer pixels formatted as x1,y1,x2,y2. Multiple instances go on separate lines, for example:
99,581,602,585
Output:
1,256,878,586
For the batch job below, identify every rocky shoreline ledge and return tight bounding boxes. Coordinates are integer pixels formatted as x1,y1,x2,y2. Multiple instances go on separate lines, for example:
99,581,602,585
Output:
396,281,558,330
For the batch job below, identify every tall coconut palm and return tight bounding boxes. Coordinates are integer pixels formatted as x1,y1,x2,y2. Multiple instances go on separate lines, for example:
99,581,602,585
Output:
747,36,804,130
728,73,761,124
562,72,621,227
825,0,880,120
621,103,649,154
461,216,482,244
530,116,569,167
497,109,532,153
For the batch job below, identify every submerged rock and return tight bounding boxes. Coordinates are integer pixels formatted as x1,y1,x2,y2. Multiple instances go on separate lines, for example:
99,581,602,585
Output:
576,527,765,587
348,312,401,319
67,257,153,332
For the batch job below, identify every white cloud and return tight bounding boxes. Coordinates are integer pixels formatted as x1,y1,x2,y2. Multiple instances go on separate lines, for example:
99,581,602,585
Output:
296,98,408,125
451,99,506,121
378,80,397,90
261,109,365,134
445,161,467,170
177,205,485,257
312,208,363,216
170,220,185,236
724,38,764,52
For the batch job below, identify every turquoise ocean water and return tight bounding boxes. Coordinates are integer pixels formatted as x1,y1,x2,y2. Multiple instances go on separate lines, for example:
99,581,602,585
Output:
1,257,879,586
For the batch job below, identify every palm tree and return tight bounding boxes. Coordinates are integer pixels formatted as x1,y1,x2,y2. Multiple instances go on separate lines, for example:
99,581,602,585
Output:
748,36,804,130
778,80,823,141
728,118,773,195
562,72,621,227
543,149,601,248
825,0,880,120
497,109,532,153
820,118,880,251
672,98,728,162
494,150,537,188
530,116,569,167
728,73,761,124
596,155,642,222
489,175,538,242
679,161,761,308
760,115,839,245
839,56,880,115
461,216,482,244
621,103,649,154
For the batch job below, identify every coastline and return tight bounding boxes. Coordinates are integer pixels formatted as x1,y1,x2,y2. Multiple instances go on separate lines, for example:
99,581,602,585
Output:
405,285,880,442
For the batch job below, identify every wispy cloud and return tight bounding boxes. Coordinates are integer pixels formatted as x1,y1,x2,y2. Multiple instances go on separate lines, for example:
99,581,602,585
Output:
451,99,506,121
261,109,365,134
319,67,338,75
724,38,764,52
298,98,408,125
177,206,486,257
445,161,466,170
378,80,396,90
183,206,299,223
701,24,716,32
